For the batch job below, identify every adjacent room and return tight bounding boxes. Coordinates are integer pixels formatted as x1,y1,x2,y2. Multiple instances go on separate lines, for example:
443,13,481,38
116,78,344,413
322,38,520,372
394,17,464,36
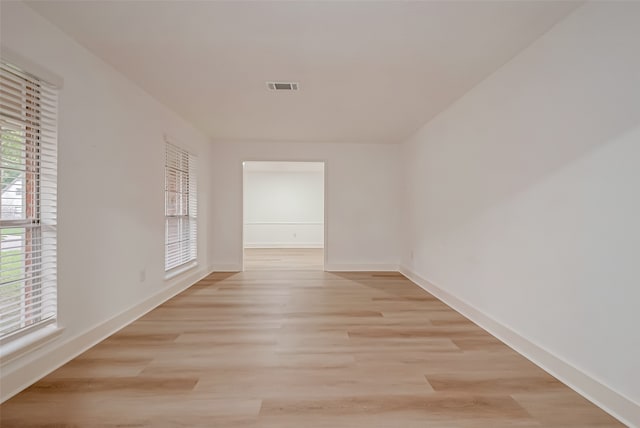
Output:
243,161,325,271
0,0,639,426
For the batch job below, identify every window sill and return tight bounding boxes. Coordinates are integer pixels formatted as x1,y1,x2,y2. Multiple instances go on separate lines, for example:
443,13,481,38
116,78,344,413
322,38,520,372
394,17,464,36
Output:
0,323,64,366
164,261,198,280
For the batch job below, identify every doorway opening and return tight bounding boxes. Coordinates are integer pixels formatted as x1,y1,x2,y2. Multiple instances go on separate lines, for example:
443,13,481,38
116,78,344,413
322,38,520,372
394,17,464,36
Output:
242,161,325,271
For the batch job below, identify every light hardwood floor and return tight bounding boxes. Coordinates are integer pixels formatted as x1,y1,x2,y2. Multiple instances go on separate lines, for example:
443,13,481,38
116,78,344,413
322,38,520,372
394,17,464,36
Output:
0,271,622,427
244,248,324,271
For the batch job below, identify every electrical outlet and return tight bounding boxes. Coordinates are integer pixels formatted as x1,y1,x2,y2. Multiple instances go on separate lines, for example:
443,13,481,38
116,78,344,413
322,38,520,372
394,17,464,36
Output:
139,269,146,283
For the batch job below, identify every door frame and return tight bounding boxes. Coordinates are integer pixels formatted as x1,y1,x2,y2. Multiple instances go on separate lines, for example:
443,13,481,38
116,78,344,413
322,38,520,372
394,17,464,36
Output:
241,160,327,271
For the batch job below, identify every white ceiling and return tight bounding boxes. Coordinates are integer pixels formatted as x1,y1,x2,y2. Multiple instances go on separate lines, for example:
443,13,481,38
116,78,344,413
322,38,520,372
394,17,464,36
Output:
26,1,578,144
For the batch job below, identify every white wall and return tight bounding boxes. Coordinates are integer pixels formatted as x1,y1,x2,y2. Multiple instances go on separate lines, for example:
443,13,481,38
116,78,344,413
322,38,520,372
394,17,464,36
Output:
401,2,640,424
210,141,401,271
0,2,213,401
244,169,324,248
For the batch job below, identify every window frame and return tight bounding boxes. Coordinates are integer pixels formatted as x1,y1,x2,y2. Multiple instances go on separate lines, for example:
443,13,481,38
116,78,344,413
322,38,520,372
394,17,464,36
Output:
164,141,197,274
0,57,60,352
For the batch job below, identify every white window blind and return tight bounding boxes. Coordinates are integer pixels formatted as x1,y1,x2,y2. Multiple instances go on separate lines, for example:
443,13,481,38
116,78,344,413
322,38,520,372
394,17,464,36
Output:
165,142,197,271
0,60,58,341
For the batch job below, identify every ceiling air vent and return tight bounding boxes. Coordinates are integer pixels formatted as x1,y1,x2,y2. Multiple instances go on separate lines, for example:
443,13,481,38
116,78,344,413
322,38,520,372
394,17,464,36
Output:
267,81,299,91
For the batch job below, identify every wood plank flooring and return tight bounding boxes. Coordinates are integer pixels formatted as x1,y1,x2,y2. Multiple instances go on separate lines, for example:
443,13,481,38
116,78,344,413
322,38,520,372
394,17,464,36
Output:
0,271,623,427
244,248,324,271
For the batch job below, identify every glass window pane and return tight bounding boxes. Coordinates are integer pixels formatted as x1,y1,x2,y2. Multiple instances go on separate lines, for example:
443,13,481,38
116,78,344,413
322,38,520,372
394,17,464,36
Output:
0,227,26,336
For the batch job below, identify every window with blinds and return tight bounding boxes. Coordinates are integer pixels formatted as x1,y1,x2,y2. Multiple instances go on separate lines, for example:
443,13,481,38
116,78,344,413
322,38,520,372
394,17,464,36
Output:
165,142,197,272
0,60,58,341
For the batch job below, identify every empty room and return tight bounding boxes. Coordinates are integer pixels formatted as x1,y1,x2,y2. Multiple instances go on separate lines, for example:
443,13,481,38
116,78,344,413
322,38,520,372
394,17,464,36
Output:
243,161,325,271
0,1,638,427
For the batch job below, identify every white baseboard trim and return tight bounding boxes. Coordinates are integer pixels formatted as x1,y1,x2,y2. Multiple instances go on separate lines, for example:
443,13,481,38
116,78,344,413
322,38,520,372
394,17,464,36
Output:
398,265,640,427
325,263,399,272
244,243,324,249
211,264,243,272
0,267,212,404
